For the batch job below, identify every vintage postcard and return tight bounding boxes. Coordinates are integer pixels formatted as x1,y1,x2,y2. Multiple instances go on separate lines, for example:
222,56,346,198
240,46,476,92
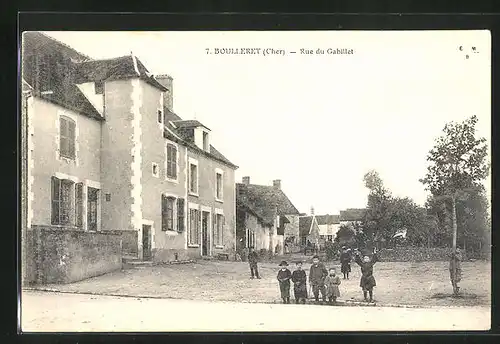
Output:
19,30,491,332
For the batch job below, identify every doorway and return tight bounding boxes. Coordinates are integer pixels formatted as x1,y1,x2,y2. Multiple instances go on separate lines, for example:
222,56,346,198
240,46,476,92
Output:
142,224,152,261
201,211,210,256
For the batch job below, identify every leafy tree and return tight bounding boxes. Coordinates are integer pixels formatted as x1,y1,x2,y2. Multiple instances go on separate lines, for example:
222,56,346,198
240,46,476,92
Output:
362,170,393,246
420,115,490,258
334,224,356,245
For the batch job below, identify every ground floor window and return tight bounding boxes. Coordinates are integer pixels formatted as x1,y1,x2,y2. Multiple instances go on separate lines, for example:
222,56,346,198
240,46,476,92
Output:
162,195,175,231
87,186,99,231
246,228,256,248
189,208,200,245
51,176,74,225
214,214,224,245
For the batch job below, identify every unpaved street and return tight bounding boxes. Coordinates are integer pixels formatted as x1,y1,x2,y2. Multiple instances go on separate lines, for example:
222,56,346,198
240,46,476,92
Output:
21,291,490,332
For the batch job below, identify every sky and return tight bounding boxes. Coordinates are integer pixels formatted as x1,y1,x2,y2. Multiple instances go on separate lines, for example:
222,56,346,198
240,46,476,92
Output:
43,30,491,215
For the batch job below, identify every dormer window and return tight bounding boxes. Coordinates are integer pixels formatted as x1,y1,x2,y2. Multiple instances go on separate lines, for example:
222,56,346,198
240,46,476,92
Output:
95,81,104,95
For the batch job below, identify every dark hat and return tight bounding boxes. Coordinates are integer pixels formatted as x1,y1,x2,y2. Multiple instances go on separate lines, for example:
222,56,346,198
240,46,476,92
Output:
312,255,320,259
279,260,288,266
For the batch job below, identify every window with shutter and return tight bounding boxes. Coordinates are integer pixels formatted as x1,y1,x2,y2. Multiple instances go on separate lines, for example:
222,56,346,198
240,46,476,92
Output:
87,187,99,231
189,209,200,245
75,183,83,228
59,116,76,159
161,195,176,231
177,198,185,232
166,144,177,180
51,177,61,225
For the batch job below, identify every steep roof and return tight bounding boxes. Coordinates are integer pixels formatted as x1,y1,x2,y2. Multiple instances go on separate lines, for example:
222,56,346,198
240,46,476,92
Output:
172,120,210,131
22,32,102,120
22,32,166,121
299,215,320,237
164,110,237,169
316,214,340,225
339,208,367,222
236,183,300,226
75,55,167,91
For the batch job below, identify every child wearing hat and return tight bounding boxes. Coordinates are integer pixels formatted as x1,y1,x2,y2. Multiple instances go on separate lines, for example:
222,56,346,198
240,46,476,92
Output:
277,260,292,304
291,261,307,304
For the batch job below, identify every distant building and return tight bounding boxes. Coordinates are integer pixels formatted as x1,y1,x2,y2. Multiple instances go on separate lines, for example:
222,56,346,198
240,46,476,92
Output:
315,214,341,242
339,208,367,227
236,177,300,255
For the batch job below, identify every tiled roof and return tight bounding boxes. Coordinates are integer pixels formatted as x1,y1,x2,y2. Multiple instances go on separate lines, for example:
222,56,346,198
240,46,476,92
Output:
75,56,167,91
236,183,300,226
299,216,313,236
164,110,237,169
339,208,367,222
172,120,210,131
22,32,102,120
315,214,340,225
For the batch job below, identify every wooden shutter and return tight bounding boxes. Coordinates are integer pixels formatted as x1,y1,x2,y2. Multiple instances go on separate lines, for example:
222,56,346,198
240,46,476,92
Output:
59,117,68,157
75,183,83,227
68,120,75,158
177,198,185,232
51,176,61,225
161,195,167,231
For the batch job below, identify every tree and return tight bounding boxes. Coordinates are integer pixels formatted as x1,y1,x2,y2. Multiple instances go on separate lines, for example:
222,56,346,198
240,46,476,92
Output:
362,170,393,248
420,115,490,257
334,224,356,245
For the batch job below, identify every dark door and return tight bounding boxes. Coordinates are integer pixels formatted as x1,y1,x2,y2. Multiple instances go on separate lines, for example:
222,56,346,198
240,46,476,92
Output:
87,187,98,231
142,225,152,261
201,212,209,256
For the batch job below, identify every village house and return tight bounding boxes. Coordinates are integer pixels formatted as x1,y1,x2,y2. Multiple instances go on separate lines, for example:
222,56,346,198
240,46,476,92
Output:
235,177,300,255
316,214,341,243
21,32,237,284
339,208,367,227
299,208,321,248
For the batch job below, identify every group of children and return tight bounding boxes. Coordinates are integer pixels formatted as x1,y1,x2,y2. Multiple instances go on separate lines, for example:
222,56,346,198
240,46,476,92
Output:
276,247,379,305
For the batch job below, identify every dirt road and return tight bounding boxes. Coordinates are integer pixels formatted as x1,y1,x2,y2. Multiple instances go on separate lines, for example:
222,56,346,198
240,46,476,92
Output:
21,291,490,332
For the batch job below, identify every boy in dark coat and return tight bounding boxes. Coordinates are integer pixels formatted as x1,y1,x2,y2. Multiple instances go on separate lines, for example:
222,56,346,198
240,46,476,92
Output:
291,261,307,304
354,248,379,302
340,246,352,280
277,260,292,304
309,255,328,303
248,247,261,279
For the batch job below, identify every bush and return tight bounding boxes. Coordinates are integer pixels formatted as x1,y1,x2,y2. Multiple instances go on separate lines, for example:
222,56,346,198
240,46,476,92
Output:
324,241,340,261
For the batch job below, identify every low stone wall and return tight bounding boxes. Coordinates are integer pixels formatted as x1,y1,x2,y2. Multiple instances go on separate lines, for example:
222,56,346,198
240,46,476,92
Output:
102,229,138,256
378,247,468,262
27,226,123,284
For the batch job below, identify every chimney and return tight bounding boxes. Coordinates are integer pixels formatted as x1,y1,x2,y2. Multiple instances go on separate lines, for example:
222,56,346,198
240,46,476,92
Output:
242,176,250,185
155,74,174,112
273,179,281,189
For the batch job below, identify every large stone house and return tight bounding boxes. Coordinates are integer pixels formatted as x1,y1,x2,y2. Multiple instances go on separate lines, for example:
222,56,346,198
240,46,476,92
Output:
21,32,238,283
235,177,300,255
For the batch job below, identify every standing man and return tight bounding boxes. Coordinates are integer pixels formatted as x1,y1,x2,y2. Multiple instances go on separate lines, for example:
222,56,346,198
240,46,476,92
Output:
248,246,261,279
309,255,328,304
340,246,352,280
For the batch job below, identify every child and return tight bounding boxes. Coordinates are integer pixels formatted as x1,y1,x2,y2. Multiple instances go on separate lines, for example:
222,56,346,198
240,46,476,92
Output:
324,267,341,304
277,260,292,304
309,255,328,304
291,261,307,304
340,246,352,280
354,248,379,303
248,246,261,279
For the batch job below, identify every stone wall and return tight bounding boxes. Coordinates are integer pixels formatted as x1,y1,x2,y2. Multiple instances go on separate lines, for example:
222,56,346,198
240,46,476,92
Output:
26,226,122,284
378,247,468,262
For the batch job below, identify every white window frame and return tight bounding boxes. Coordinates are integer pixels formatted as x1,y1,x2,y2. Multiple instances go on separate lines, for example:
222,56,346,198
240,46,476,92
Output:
152,162,160,178
215,168,224,203
165,140,179,183
188,157,199,197
188,202,200,247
